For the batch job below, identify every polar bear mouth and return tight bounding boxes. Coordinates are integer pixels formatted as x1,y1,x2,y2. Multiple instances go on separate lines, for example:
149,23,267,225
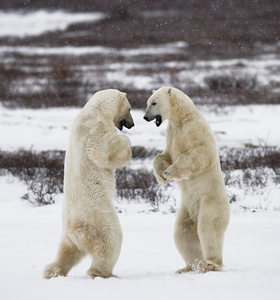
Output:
118,119,134,131
155,115,162,127
143,114,162,127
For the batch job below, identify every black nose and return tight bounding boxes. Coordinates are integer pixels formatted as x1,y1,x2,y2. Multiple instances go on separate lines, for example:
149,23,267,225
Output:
123,119,134,129
127,122,134,129
143,116,149,121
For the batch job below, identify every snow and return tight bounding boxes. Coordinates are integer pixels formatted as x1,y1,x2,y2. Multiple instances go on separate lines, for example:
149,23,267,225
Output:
1,105,280,152
200,105,280,148
0,10,105,37
0,195,279,300
1,9,280,300
0,42,187,56
1,104,280,299
0,45,115,56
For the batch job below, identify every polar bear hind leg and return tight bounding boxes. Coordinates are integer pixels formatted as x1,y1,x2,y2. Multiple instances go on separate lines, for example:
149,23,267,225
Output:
174,206,203,273
197,203,228,272
43,236,85,279
86,235,122,279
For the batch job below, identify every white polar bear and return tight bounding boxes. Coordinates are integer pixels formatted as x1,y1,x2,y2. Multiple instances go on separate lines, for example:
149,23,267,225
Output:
144,87,230,273
44,89,134,279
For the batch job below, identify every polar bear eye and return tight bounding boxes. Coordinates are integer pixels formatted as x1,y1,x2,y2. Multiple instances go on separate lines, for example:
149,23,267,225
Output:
152,102,157,106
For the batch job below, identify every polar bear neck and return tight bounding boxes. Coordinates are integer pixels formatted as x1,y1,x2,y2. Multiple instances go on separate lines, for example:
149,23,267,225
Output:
169,93,198,124
82,97,119,123
73,102,118,135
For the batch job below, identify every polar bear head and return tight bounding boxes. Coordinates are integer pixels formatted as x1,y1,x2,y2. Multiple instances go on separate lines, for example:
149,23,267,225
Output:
84,89,134,131
143,87,195,127
143,87,172,127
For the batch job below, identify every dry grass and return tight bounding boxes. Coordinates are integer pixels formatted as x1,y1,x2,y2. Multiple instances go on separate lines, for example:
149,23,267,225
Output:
1,56,279,109
1,145,280,206
220,145,280,172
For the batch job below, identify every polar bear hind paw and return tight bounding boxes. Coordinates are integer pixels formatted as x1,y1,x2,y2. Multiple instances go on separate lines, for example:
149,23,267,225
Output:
176,260,200,274
43,263,66,279
198,260,222,273
87,268,120,279
176,266,193,274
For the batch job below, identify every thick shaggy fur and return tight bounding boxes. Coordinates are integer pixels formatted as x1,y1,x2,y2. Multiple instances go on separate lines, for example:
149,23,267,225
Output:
44,89,133,279
144,87,230,273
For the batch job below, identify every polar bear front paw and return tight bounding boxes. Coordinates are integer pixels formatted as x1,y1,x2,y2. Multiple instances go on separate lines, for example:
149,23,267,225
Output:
108,135,132,167
163,165,189,181
155,173,168,185
163,169,173,181
163,167,179,181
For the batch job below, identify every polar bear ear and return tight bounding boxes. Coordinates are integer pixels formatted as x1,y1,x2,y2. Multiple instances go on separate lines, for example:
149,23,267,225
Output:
119,92,127,100
152,90,156,94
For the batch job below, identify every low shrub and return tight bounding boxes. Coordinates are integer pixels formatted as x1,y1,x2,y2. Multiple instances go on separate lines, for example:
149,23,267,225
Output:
205,73,258,92
0,148,171,209
1,145,280,208
0,149,64,205
131,146,160,159
220,145,280,172
21,168,61,206
116,167,174,211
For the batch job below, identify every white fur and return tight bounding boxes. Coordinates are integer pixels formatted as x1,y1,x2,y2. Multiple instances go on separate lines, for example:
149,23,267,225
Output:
44,89,133,279
145,87,230,273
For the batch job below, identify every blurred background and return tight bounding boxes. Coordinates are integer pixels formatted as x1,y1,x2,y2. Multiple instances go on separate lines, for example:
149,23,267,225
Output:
1,0,280,109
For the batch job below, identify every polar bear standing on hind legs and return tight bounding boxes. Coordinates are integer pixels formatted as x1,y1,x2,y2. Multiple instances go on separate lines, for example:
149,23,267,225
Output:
144,87,230,273
44,89,134,279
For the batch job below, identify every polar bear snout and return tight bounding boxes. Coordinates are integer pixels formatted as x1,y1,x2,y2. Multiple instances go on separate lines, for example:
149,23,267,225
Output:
121,118,134,130
143,115,150,121
118,118,134,130
118,112,134,131
143,114,162,127
143,113,154,122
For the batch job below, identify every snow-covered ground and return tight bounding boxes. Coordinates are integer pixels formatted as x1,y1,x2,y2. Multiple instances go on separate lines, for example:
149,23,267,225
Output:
1,103,280,299
0,41,188,56
0,195,279,300
0,10,105,37
1,105,280,151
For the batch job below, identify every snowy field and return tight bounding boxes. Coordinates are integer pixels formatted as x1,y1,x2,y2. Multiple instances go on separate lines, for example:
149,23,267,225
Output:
0,195,280,300
1,8,280,300
1,104,280,300
0,10,105,37
1,105,280,151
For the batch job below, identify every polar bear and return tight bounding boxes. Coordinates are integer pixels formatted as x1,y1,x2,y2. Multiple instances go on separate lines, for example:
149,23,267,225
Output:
43,89,134,279
144,87,230,273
